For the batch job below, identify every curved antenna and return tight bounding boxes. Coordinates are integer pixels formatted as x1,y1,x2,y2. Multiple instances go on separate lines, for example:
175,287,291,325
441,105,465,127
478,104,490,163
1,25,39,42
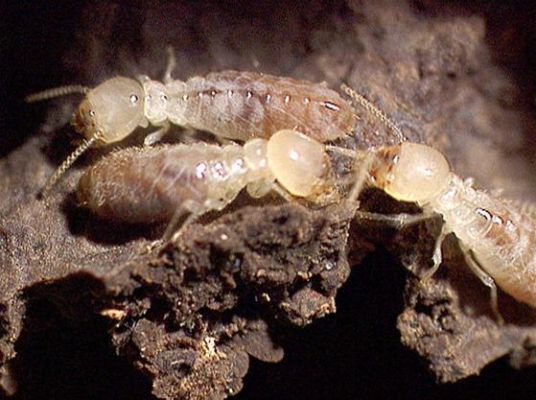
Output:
40,131,103,198
25,85,90,103
341,83,406,143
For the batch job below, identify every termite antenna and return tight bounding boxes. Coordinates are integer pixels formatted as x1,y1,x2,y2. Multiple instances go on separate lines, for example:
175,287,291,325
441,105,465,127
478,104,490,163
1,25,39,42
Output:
341,83,406,143
40,131,103,198
25,85,91,103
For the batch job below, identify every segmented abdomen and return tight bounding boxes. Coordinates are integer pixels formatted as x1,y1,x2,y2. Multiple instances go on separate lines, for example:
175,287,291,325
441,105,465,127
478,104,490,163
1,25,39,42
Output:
77,143,247,224
168,71,356,141
430,175,536,307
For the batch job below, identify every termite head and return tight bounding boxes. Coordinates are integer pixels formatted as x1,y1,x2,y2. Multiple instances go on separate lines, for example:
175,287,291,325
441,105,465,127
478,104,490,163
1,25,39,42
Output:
71,77,148,144
266,130,331,200
372,142,451,203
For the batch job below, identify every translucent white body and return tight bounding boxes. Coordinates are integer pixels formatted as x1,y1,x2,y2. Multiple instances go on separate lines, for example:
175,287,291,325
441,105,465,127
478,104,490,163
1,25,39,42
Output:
428,175,536,308
77,130,333,224
69,71,356,146
141,71,356,142
29,71,356,196
374,142,536,308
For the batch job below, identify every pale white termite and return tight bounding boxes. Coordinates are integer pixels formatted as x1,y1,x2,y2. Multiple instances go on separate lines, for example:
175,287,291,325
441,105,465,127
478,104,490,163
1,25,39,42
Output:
357,141,536,317
76,129,342,240
73,72,536,317
26,56,362,196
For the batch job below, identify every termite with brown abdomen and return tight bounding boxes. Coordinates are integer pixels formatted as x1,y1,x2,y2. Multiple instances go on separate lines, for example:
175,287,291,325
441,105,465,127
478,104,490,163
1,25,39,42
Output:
77,129,342,240
26,50,365,196
77,110,536,319
70,63,536,319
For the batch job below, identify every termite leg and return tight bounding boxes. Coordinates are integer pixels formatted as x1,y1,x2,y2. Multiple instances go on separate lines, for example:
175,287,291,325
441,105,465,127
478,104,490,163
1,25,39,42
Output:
324,145,357,158
460,244,504,324
143,237,168,255
137,74,150,83
353,210,435,229
164,46,177,85
213,136,235,146
270,182,295,203
144,121,171,146
354,209,449,280
325,145,371,206
164,199,215,242
169,211,206,243
420,223,449,281
164,206,192,242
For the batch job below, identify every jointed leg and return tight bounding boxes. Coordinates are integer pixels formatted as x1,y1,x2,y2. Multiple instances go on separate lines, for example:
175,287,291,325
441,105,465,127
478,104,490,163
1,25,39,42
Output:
324,145,373,205
354,209,435,229
169,211,202,243
460,244,503,324
164,46,177,84
324,145,358,158
162,200,207,241
144,121,171,146
355,209,447,280
420,224,449,281
213,136,234,146
271,182,294,203
347,152,374,206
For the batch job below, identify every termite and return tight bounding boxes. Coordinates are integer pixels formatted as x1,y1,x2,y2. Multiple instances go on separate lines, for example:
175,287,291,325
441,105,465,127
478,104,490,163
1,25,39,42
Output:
26,50,373,197
73,87,390,243
309,89,536,319
76,129,348,240
352,140,536,319
72,67,536,318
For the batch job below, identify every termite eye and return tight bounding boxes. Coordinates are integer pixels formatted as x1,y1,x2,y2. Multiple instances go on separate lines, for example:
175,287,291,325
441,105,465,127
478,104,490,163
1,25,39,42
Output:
130,94,139,103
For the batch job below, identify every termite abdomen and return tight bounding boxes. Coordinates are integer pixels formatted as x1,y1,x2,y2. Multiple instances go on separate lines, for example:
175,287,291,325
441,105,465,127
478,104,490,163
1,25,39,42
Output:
77,129,337,230
175,71,357,142
78,145,218,224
